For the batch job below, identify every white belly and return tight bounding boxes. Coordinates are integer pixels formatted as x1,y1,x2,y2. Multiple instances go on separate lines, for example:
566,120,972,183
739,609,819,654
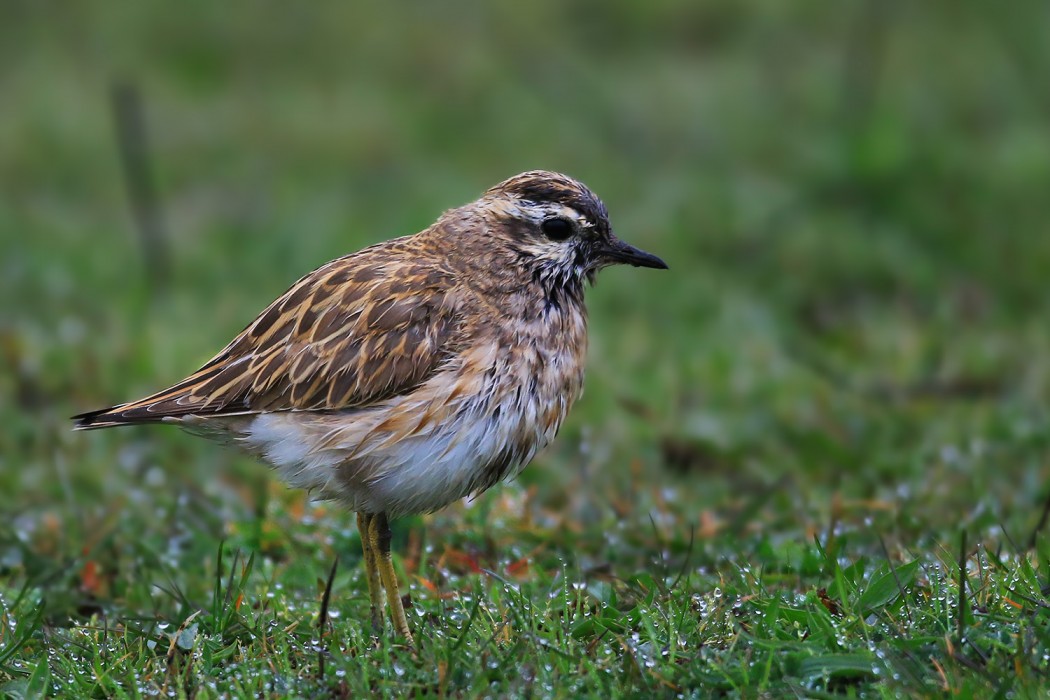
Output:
238,382,566,518
240,402,541,518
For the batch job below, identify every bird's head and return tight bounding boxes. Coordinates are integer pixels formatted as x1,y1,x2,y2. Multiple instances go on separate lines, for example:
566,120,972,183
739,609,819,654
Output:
468,171,667,292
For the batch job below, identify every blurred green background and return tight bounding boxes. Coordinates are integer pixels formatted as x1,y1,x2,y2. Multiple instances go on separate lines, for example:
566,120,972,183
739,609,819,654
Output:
5,0,1049,519
3,1,1050,694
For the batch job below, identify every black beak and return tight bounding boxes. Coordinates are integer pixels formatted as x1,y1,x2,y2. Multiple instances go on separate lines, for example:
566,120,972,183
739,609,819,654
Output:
600,237,668,270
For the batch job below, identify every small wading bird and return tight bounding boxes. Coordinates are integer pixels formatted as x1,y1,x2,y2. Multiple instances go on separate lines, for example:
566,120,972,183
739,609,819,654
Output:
74,171,667,645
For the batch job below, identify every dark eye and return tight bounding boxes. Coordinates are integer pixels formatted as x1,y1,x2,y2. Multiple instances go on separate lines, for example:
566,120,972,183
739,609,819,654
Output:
540,217,574,241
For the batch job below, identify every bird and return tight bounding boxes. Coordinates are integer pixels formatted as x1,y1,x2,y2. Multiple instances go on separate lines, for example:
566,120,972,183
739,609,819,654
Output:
73,170,667,645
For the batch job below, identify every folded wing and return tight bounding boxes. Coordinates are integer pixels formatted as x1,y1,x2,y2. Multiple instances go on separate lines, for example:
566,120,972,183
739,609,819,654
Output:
74,248,458,428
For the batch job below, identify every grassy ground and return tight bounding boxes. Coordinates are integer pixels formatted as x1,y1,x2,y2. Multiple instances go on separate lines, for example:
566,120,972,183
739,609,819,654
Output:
3,2,1050,697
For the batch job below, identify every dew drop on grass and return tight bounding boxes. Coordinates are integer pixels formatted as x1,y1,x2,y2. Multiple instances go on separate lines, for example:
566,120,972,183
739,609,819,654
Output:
176,623,198,650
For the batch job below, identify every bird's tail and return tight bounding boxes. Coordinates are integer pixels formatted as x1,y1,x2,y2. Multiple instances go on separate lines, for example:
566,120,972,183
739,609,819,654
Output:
71,404,163,430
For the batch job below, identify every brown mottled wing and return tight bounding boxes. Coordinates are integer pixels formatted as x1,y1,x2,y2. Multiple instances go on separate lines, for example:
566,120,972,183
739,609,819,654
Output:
74,246,457,427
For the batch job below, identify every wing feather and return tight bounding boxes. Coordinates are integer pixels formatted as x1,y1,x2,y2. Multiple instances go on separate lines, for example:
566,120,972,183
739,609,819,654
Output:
73,247,458,428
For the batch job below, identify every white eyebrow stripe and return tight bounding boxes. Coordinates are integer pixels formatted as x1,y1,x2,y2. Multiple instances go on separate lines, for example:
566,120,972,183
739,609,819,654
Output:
512,199,593,228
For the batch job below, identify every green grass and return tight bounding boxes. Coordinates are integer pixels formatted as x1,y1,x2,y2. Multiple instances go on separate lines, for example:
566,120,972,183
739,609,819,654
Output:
4,1,1050,697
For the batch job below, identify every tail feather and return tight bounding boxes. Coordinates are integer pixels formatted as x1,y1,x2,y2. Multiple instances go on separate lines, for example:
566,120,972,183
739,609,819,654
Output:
72,368,233,430
71,404,165,430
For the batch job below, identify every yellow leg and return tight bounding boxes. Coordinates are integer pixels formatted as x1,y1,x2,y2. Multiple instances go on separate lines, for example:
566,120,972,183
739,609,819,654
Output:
369,512,414,645
357,512,384,633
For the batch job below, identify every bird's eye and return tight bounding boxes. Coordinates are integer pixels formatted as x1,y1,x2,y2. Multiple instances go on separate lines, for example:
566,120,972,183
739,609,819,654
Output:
540,217,574,241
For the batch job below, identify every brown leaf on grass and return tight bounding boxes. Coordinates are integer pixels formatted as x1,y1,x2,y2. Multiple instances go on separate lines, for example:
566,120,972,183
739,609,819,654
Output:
818,587,843,617
439,546,483,574
79,558,103,595
504,545,546,578
416,577,461,600
505,556,530,577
